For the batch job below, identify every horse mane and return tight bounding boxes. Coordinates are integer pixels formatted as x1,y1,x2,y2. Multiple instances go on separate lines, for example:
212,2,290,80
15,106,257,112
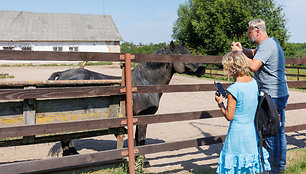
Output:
145,46,172,69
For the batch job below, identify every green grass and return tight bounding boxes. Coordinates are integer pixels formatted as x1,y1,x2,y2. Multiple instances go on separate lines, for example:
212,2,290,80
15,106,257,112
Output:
0,73,14,78
285,147,306,174
79,155,145,174
285,65,306,81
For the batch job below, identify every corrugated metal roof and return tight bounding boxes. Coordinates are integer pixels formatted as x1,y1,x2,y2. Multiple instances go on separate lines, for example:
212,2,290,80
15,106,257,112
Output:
0,10,123,42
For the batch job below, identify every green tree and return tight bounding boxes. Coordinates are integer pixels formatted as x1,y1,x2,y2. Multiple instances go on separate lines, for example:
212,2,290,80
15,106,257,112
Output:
292,43,306,58
121,42,168,54
120,42,138,53
173,0,288,55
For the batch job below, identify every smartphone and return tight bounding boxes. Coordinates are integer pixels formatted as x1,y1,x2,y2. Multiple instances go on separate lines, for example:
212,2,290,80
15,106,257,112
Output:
214,81,226,97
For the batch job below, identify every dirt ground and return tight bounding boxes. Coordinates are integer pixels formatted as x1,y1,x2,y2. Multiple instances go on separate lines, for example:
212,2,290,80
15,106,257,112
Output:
0,64,305,173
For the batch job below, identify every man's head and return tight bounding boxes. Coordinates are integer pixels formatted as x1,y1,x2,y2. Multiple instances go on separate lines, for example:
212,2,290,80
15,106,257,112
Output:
247,19,268,45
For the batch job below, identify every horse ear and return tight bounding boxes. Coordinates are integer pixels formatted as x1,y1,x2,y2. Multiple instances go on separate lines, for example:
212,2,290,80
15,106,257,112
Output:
173,63,185,73
170,41,175,52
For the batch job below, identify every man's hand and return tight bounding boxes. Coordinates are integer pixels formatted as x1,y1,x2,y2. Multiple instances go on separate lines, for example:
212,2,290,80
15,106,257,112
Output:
231,42,243,51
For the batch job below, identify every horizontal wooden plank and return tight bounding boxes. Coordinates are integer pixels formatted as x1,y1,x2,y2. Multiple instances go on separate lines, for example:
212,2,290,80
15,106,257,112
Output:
285,57,306,64
0,86,123,100
286,66,306,69
0,129,114,147
134,83,232,94
286,74,306,77
0,81,304,101
135,110,223,125
0,79,122,87
0,117,126,138
0,83,233,101
136,135,227,157
133,53,223,63
207,73,225,77
131,103,304,125
285,124,306,133
0,50,304,65
286,102,306,110
287,81,306,88
137,124,305,156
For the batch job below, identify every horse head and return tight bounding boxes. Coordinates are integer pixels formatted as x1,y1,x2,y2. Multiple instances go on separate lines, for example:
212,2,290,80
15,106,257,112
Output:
169,41,206,77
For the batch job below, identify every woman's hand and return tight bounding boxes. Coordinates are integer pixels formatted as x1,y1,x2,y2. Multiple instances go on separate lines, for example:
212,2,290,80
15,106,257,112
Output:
215,92,223,104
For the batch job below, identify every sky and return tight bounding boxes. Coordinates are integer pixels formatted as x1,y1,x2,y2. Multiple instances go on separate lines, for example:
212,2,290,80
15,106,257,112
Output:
0,0,305,44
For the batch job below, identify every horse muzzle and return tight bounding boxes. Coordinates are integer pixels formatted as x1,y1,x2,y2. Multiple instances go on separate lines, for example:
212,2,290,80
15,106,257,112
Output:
195,65,206,77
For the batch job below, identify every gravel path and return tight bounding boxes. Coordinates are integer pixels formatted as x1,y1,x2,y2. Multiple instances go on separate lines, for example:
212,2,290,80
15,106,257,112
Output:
0,64,305,173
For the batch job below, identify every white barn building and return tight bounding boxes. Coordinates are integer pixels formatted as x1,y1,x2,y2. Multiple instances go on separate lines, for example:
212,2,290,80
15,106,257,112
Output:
0,10,122,53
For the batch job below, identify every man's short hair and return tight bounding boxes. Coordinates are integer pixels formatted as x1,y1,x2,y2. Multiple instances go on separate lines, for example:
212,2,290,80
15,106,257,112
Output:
249,19,267,34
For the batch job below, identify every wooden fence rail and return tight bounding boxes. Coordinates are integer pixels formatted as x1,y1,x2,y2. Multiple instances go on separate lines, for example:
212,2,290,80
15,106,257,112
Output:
0,81,305,101
1,50,305,64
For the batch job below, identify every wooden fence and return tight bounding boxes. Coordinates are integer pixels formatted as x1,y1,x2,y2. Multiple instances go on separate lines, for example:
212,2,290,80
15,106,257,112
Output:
0,50,305,174
206,58,306,81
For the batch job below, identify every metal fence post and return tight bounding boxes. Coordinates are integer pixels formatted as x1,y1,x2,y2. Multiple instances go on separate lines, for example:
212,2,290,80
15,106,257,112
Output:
124,53,135,174
209,64,212,78
297,64,300,81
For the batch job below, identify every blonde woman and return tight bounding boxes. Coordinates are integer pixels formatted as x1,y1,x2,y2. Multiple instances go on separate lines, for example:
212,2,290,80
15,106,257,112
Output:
215,51,270,174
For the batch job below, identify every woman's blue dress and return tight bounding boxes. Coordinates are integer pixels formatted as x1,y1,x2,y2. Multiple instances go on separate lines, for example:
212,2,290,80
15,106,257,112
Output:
216,79,271,174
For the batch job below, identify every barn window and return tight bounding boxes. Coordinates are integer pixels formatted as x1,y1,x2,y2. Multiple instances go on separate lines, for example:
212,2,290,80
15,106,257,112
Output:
69,47,78,52
53,47,63,51
3,46,14,50
21,46,32,51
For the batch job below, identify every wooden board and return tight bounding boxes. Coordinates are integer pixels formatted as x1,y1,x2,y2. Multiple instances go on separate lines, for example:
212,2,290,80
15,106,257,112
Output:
0,96,123,127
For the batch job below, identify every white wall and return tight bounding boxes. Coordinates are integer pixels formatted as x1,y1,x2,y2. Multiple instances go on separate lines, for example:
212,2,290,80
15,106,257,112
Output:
0,41,120,53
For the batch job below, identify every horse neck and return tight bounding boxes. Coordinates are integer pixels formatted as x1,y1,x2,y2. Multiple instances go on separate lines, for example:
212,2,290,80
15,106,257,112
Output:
132,62,174,85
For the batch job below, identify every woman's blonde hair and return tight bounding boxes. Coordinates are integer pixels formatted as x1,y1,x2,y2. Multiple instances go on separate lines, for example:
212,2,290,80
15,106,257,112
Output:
222,51,250,76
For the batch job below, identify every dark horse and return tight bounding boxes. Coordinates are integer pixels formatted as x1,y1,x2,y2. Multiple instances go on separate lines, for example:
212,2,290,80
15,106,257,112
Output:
48,41,205,156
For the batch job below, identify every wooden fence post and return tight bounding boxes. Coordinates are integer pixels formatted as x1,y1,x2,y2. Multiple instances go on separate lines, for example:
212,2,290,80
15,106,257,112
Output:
22,86,36,144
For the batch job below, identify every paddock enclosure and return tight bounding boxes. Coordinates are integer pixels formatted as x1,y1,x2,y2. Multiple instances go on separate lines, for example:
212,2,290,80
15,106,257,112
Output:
0,50,305,173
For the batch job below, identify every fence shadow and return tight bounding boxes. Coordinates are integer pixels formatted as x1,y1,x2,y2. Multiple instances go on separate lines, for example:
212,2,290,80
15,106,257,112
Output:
286,131,306,149
144,143,221,174
48,137,165,157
